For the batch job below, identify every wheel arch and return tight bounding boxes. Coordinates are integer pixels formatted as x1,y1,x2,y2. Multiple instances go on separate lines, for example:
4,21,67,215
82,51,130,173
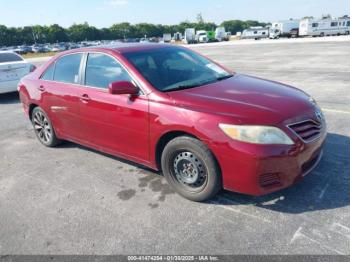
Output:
154,130,221,176
155,131,196,171
28,103,39,120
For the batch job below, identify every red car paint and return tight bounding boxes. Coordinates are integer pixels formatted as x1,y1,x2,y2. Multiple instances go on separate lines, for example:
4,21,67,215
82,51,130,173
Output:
18,44,326,196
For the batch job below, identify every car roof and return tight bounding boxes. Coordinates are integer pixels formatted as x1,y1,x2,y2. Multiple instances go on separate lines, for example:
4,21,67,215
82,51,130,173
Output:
68,43,174,55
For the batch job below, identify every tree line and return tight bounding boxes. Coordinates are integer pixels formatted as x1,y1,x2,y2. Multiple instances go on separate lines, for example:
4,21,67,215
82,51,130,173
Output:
0,20,268,46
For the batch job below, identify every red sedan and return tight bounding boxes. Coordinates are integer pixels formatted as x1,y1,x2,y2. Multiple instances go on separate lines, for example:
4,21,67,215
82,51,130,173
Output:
18,44,327,201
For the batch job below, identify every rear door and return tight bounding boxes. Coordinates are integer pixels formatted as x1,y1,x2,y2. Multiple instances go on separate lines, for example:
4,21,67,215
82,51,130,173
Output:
77,52,149,162
39,53,84,141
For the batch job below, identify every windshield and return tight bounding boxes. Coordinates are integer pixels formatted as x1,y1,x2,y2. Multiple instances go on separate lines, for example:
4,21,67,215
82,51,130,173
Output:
123,47,232,92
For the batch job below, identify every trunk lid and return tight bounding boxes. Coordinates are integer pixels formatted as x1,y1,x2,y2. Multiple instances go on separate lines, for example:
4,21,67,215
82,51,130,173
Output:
0,62,30,82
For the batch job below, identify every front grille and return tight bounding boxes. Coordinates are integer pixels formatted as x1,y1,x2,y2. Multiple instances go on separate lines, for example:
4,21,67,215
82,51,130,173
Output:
288,120,322,143
259,173,281,188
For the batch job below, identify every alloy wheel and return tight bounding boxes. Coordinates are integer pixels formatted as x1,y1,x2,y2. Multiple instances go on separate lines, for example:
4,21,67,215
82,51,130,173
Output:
33,111,52,144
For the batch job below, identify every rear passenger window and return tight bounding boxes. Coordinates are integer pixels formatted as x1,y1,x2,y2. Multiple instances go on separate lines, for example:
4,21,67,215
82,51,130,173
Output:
85,53,132,89
54,54,83,84
41,63,55,81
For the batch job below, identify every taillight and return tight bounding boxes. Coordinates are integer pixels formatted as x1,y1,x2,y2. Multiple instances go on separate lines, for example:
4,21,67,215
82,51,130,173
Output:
30,64,37,72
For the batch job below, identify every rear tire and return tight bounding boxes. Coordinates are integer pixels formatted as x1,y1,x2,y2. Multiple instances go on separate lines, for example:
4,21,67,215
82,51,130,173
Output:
161,136,222,202
31,107,61,147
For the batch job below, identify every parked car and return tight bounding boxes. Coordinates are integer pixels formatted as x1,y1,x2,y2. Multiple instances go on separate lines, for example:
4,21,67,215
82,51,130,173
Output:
0,51,36,94
14,45,33,54
31,45,46,53
18,44,326,201
139,38,150,43
48,44,67,52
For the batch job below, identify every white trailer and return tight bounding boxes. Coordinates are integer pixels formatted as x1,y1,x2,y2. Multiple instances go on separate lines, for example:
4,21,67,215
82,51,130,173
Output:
269,20,300,39
299,17,350,37
163,33,172,43
241,27,268,40
215,27,229,41
183,28,196,44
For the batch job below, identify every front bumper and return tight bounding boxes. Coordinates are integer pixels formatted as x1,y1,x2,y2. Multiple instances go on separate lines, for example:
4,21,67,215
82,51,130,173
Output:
210,128,327,196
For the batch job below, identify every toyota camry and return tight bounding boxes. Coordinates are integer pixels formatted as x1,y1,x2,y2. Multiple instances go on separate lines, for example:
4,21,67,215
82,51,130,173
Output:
18,44,327,201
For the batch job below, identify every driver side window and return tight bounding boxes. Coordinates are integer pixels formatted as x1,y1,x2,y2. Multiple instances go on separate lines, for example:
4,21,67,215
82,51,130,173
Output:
85,53,132,89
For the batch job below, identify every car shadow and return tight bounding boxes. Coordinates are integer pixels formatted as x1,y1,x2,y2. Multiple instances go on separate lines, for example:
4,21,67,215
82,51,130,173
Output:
211,133,350,214
57,133,350,213
57,141,158,174
0,92,20,104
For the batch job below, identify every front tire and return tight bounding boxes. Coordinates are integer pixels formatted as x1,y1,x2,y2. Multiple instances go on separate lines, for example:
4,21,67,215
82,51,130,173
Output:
31,107,61,147
161,136,222,202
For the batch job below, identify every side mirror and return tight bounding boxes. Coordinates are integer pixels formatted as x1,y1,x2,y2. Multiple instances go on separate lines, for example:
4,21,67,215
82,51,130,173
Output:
108,81,139,95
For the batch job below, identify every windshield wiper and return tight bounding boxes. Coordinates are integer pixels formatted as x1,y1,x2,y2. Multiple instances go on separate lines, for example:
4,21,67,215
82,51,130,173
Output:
163,84,201,92
163,75,234,92
217,74,234,81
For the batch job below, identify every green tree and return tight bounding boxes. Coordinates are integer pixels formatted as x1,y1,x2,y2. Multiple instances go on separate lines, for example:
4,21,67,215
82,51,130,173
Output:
68,22,99,42
47,24,68,43
221,20,268,34
0,18,269,46
110,22,134,39
0,25,9,46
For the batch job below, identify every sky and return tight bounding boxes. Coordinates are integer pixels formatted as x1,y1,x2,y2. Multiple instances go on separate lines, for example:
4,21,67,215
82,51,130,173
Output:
1,0,349,28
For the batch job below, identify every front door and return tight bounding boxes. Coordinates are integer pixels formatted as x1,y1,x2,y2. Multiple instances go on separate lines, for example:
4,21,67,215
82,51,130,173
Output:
77,53,149,163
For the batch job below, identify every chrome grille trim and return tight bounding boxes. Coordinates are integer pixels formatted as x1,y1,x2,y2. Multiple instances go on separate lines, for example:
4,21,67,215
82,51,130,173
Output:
287,119,323,143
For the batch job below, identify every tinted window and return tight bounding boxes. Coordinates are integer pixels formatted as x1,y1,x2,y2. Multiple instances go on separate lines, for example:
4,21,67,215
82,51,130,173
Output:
85,53,132,89
331,22,338,27
347,21,350,26
312,23,318,28
124,47,231,92
54,54,83,84
41,63,55,81
0,52,23,63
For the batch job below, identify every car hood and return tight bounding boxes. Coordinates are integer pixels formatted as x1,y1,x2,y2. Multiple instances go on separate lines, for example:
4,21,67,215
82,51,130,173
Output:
167,74,314,125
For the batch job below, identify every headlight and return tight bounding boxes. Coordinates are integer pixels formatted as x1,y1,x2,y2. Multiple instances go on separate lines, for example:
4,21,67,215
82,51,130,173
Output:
219,124,294,145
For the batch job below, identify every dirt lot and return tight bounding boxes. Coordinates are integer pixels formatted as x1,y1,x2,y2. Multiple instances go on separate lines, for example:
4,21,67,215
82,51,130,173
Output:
1,39,350,255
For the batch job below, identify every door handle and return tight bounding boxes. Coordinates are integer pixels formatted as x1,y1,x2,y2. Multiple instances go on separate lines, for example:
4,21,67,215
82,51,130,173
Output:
80,94,91,103
38,85,45,92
